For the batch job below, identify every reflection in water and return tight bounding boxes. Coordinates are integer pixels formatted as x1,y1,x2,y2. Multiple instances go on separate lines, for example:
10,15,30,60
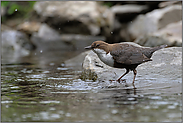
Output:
1,51,182,122
97,88,139,106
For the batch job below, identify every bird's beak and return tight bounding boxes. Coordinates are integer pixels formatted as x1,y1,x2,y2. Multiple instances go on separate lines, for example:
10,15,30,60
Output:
85,45,92,49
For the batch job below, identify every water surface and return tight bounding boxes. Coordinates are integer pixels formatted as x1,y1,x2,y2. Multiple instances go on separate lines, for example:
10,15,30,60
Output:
1,47,182,122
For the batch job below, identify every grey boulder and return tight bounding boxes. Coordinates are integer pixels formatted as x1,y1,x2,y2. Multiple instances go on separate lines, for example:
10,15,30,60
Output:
128,5,182,41
34,1,113,36
82,43,182,88
134,21,182,47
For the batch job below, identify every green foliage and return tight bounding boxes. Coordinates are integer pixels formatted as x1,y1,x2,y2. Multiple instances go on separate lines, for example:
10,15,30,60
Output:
1,1,36,15
1,1,10,7
1,1,36,23
102,2,114,7
7,3,20,15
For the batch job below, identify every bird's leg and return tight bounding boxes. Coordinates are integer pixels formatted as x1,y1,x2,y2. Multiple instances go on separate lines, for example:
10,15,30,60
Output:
117,69,129,83
132,69,137,84
132,69,137,89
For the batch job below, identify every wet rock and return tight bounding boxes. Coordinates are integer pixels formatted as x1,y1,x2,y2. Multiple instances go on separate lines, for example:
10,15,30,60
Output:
31,23,105,52
37,23,61,40
82,43,182,85
105,4,149,43
111,4,149,23
82,50,117,82
128,5,182,41
1,6,6,16
1,24,12,31
31,23,72,51
17,21,41,37
2,30,35,57
65,51,90,68
134,21,182,47
34,1,113,36
60,35,105,51
31,24,105,51
159,1,182,8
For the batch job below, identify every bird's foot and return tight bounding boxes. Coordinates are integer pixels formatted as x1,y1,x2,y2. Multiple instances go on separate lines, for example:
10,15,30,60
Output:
116,79,126,83
133,86,137,89
132,83,137,89
109,79,116,82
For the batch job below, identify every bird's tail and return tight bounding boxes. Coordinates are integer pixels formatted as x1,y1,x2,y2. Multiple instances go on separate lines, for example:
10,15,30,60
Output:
143,44,168,58
151,44,168,53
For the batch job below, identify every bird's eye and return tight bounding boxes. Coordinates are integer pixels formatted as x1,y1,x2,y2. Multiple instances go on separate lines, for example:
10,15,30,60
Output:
96,44,100,47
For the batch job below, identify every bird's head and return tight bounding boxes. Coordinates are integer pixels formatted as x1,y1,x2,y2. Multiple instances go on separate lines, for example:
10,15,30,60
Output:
85,41,109,54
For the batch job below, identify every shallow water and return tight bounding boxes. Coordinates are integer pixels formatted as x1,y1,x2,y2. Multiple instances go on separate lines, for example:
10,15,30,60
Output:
1,48,182,122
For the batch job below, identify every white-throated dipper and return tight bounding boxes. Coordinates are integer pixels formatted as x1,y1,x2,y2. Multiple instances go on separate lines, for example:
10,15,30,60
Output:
85,41,167,85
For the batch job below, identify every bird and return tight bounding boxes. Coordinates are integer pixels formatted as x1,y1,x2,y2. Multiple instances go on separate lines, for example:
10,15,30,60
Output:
85,41,167,85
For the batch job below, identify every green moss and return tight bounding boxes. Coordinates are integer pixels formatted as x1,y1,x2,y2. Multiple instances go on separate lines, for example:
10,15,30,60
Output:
4,78,17,83
1,1,36,14
79,69,98,81
101,1,114,7
4,72,18,77
1,1,36,22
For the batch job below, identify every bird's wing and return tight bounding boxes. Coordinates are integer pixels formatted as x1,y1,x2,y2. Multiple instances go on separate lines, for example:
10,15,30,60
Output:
110,44,152,65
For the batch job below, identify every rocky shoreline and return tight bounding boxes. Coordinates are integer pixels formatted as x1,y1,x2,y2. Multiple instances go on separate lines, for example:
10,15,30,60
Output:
2,1,182,58
82,46,182,82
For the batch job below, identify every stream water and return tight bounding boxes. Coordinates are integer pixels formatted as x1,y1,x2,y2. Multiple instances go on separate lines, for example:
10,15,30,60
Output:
1,44,182,122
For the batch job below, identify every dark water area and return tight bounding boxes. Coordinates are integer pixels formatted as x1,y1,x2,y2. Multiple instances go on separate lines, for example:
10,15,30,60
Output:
1,43,182,122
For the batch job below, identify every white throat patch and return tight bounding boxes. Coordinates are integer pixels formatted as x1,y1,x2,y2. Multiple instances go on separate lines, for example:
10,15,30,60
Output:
93,48,114,67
